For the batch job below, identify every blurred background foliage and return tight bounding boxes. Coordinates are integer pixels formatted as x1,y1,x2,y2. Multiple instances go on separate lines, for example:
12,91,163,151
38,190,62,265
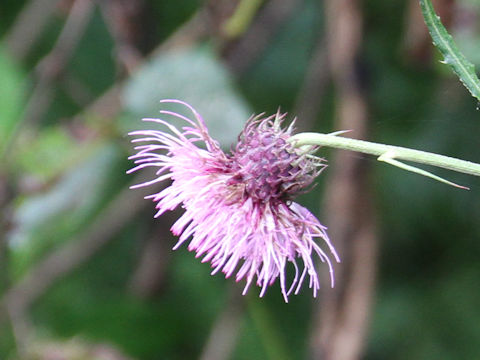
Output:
0,0,480,359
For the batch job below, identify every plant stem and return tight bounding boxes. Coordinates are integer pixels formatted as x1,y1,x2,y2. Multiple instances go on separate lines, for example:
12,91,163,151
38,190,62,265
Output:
291,132,480,177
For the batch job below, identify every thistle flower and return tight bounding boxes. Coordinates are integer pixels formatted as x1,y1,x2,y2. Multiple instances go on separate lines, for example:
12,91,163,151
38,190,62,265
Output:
128,99,339,301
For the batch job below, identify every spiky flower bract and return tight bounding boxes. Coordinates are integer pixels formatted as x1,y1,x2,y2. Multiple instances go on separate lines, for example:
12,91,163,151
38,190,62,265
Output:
128,99,339,301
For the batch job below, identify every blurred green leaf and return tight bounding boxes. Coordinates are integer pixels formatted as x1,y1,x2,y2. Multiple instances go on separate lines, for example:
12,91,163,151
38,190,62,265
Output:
454,1,480,68
31,230,228,359
15,127,86,180
420,0,480,102
2,1,480,359
0,46,25,158
122,45,251,147
8,143,125,278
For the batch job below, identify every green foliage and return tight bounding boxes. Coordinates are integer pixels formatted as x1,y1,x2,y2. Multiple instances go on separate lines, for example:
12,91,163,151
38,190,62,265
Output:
68,10,116,95
0,48,24,158
122,45,250,146
9,143,125,279
1,1,480,359
15,127,84,179
239,0,323,113
420,0,480,102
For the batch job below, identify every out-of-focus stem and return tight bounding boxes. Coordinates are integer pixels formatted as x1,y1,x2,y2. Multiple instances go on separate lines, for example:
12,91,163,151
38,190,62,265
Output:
223,0,264,38
310,1,375,359
246,295,290,360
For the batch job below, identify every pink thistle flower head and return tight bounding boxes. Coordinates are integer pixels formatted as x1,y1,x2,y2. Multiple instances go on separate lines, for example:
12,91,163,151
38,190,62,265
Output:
128,99,340,302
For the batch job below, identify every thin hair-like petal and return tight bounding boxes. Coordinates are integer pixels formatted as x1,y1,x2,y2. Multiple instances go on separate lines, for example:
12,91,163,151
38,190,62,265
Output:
128,100,339,301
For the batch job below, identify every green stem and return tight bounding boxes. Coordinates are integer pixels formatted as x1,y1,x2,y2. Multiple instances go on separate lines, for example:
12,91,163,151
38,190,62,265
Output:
247,294,290,360
223,0,264,38
291,132,480,178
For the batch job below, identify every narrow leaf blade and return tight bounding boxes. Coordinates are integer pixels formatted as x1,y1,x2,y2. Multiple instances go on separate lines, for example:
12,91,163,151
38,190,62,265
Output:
420,0,480,102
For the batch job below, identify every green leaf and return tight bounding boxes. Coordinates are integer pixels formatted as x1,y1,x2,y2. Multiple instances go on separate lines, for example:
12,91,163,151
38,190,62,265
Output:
15,127,83,180
0,47,25,158
419,0,480,102
122,45,251,147
8,143,123,278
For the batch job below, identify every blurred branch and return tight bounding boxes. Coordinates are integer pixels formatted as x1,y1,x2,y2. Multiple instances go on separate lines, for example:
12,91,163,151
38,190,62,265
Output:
0,174,156,348
73,83,123,123
20,0,95,131
98,0,152,74
0,3,212,355
198,287,244,360
3,2,209,162
2,298,32,358
403,0,454,64
71,7,210,125
0,174,12,292
222,0,265,39
128,220,173,298
24,339,134,359
0,177,23,355
0,0,212,327
1,0,97,166
152,8,210,54
309,1,378,360
5,0,62,60
222,0,302,75
293,37,329,132
61,73,96,107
